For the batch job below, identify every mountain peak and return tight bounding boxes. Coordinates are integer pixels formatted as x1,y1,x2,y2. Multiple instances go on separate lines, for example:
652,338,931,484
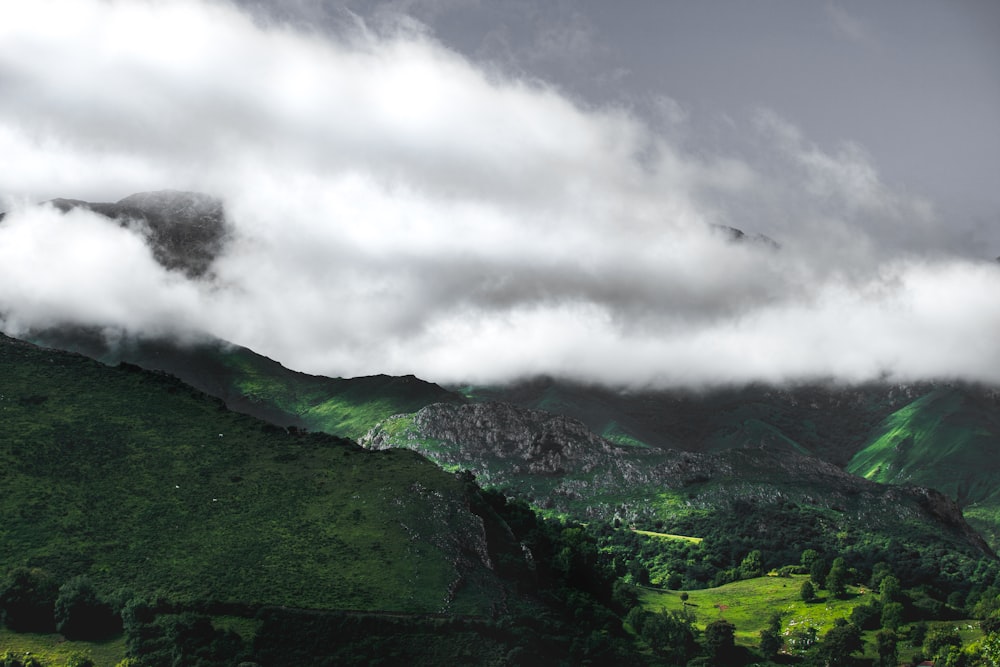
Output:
12,190,230,278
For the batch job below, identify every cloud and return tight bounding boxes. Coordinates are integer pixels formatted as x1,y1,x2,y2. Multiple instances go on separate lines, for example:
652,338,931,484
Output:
824,3,875,44
0,0,997,388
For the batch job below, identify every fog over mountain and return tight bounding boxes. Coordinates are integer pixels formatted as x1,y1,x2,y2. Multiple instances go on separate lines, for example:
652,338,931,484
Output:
1,0,998,387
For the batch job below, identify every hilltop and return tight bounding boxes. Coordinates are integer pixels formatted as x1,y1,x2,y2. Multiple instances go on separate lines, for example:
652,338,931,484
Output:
0,333,508,614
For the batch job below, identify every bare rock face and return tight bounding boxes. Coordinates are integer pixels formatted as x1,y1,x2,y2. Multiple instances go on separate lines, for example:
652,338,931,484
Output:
413,402,626,475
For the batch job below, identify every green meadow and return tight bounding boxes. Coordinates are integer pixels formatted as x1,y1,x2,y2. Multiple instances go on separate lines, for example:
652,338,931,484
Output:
0,629,125,667
641,574,874,645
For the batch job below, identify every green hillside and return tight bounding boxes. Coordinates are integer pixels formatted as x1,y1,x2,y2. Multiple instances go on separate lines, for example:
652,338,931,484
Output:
27,328,462,440
363,402,993,591
456,378,922,464
847,387,1000,548
0,334,505,615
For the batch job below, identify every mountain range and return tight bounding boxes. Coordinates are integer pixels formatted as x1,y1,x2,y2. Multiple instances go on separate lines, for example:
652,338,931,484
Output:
3,190,1000,665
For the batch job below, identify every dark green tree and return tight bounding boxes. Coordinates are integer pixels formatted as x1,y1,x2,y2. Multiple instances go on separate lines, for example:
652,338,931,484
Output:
809,558,829,589
640,609,697,664
54,576,120,640
849,602,881,630
924,625,961,659
0,567,58,632
869,562,894,589
817,619,862,666
758,611,783,659
739,550,763,579
879,574,901,602
880,601,904,632
703,619,736,664
826,557,849,598
801,579,816,602
875,629,898,667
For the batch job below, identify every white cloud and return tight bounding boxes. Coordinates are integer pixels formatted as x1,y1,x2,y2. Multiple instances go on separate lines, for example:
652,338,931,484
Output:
0,0,996,388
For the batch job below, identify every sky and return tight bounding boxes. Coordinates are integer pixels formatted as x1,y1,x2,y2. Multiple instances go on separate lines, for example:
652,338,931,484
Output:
0,0,999,387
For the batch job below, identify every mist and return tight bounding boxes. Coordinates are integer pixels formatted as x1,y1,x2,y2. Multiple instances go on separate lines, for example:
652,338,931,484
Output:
1,0,998,388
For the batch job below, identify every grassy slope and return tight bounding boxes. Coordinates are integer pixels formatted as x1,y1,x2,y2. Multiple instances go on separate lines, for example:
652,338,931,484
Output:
364,411,991,570
28,329,463,441
639,575,981,658
0,335,502,615
847,387,1000,549
0,629,125,666
456,379,921,465
640,575,869,645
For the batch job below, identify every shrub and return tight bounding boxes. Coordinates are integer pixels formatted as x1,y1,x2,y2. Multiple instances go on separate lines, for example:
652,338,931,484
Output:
55,576,121,640
0,567,58,632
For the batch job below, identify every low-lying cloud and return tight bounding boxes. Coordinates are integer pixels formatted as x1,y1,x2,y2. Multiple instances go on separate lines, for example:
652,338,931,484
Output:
1,0,997,387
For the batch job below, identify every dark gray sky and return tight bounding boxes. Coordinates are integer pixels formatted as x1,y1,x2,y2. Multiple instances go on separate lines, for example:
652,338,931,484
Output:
1,0,999,386
244,0,1000,247
445,0,1000,247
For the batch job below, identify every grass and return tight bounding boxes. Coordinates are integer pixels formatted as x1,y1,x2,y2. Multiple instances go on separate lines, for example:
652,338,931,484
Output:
631,529,703,544
847,388,1000,550
640,574,877,646
0,629,125,667
640,575,985,661
219,346,463,440
0,335,508,616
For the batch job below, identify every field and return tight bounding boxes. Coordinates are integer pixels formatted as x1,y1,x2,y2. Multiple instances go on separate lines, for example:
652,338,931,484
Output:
0,629,125,667
639,574,983,661
631,529,703,544
640,574,875,645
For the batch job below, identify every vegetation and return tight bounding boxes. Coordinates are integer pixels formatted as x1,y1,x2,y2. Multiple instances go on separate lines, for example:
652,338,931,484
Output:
5,332,1000,664
27,329,463,440
848,386,1000,550
0,334,509,614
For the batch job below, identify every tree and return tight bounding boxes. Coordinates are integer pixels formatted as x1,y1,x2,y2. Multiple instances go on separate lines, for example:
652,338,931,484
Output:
0,567,58,632
879,574,901,602
880,601,904,632
981,631,1000,667
703,619,736,664
640,609,697,664
818,619,862,666
875,629,898,667
759,612,783,659
850,602,881,630
826,557,849,598
55,576,121,640
925,626,961,659
810,557,829,589
870,562,894,589
739,550,763,579
801,579,816,602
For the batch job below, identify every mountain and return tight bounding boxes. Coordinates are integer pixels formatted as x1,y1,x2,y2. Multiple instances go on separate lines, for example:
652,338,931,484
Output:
847,386,1000,548
362,401,993,564
26,326,463,440
0,190,229,278
455,377,926,464
0,333,511,615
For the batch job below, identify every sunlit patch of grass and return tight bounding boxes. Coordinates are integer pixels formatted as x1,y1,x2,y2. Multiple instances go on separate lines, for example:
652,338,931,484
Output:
631,529,702,544
0,629,125,667
640,575,873,646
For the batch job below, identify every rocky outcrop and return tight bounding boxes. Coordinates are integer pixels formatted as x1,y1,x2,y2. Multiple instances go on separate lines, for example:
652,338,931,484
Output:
363,400,995,556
